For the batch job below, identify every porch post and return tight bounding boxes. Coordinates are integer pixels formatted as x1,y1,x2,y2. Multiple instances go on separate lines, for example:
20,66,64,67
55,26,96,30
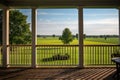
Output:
2,7,10,68
118,8,120,45
31,8,37,68
78,7,84,68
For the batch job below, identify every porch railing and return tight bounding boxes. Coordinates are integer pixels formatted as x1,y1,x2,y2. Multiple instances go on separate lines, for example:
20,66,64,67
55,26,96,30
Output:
9,45,32,66
0,45,119,67
36,45,78,66
84,45,119,66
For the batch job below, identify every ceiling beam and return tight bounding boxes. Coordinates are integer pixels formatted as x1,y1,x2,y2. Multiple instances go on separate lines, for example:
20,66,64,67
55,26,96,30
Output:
0,0,8,7
0,0,120,8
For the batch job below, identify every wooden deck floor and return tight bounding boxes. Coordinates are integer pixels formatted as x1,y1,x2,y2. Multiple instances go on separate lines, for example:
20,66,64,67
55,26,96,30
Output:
0,67,117,80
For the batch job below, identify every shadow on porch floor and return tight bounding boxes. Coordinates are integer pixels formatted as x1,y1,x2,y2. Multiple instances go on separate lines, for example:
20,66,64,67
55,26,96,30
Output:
0,67,117,80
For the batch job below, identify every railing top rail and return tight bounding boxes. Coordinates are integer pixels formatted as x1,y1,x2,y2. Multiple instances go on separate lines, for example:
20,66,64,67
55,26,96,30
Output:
1,44,120,47
84,44,120,46
36,45,79,47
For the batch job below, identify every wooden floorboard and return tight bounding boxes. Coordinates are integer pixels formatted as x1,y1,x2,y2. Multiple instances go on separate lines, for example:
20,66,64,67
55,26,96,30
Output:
0,67,116,80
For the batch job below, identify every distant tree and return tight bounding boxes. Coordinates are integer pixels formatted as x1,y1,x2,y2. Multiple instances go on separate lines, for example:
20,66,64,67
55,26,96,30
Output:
75,33,86,39
72,35,76,39
76,33,78,39
52,34,55,38
104,36,107,40
84,34,86,39
59,36,62,40
61,28,73,44
0,10,32,44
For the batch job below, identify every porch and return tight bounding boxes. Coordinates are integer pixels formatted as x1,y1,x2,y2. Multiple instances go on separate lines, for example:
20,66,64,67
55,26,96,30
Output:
0,0,120,68
0,0,120,80
0,67,116,80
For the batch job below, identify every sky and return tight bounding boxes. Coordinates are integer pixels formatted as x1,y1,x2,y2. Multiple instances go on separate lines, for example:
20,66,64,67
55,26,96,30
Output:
20,8,119,35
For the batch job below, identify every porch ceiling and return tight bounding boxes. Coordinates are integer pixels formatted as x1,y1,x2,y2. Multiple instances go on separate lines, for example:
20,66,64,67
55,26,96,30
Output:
0,0,120,8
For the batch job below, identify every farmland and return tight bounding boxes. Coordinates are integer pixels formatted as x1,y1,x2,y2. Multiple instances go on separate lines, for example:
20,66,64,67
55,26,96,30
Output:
36,37,119,66
37,37,119,45
0,37,119,66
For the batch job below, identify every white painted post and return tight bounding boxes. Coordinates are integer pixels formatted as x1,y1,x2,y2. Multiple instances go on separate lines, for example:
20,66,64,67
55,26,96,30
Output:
78,7,84,68
118,8,120,45
32,8,37,68
2,7,10,68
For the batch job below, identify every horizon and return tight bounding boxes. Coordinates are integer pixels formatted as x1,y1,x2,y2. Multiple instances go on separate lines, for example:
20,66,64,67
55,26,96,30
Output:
37,34,119,36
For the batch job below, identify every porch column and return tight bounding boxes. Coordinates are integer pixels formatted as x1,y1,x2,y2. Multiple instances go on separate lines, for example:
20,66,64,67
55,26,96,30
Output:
119,8,120,44
31,8,37,68
2,8,9,68
78,7,84,68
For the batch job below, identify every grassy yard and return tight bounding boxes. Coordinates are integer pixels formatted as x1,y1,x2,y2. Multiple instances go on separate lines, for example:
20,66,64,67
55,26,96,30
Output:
0,37,119,66
85,37,119,45
37,37,118,45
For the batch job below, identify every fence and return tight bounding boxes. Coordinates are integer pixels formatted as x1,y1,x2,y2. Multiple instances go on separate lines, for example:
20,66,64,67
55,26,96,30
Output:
9,45,32,67
0,45,119,67
84,45,119,66
36,45,78,66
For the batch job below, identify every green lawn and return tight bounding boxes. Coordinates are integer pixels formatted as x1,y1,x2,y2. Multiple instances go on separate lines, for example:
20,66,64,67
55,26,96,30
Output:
85,37,119,44
0,37,118,66
37,37,118,45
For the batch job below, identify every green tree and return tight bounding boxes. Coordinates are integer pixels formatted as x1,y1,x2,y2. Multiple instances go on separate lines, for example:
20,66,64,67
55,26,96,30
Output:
0,10,32,44
52,34,55,38
76,33,78,39
61,28,73,44
83,34,86,39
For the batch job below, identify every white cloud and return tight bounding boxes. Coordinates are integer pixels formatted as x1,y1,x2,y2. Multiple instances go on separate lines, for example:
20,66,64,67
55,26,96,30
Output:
38,12,48,15
84,18,118,25
36,9,118,35
37,12,77,16
38,18,78,25
37,22,78,35
37,17,119,35
84,13,118,17
84,18,119,35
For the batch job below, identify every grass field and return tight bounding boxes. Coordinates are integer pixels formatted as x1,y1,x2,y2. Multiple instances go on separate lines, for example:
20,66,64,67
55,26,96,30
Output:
0,37,119,66
37,37,119,45
37,37,118,66
84,37,119,45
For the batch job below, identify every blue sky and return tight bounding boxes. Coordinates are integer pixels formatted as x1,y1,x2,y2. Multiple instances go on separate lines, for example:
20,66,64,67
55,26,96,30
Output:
20,8,119,35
